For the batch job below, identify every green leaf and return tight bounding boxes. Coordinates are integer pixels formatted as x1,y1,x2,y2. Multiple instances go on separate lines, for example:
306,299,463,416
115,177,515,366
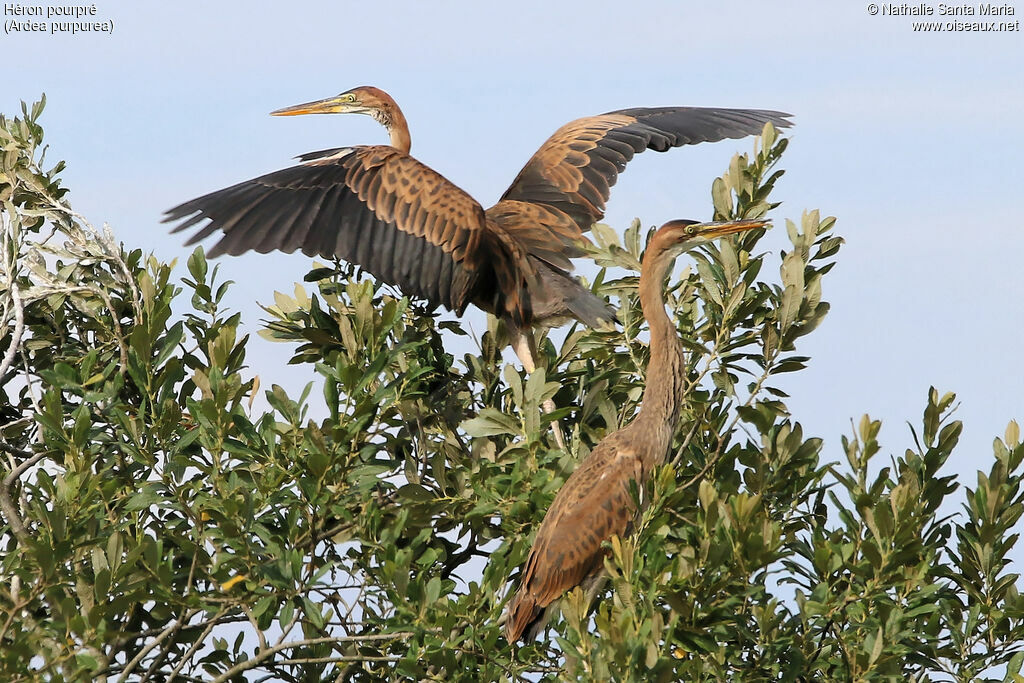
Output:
779,284,800,331
712,176,733,219
462,408,520,437
187,247,208,283
592,221,621,249
425,576,442,604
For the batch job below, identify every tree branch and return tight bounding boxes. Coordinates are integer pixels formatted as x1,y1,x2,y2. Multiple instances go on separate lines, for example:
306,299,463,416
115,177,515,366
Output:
0,449,45,543
165,608,228,683
117,609,200,681
0,280,24,385
0,439,32,458
210,633,420,683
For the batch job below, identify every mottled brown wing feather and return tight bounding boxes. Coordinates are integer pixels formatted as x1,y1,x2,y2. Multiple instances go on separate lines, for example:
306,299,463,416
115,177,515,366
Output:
497,107,793,231
164,145,501,315
505,432,643,642
484,200,614,328
485,199,588,272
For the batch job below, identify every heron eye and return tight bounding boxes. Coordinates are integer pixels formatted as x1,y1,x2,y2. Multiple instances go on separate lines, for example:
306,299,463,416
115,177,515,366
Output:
687,226,697,235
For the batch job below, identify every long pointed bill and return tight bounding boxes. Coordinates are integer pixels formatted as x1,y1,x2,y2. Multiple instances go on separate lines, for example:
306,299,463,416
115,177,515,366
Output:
271,96,352,117
689,219,769,239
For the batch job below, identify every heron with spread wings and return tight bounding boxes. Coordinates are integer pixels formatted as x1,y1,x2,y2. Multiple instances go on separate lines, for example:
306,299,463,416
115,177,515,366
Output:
165,86,789,373
503,217,767,643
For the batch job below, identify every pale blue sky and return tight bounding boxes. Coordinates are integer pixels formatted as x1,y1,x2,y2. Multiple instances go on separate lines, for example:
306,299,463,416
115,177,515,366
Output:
4,1,1023,499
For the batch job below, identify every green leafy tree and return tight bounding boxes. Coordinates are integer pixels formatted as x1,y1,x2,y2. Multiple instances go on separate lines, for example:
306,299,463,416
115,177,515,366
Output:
2,98,1023,681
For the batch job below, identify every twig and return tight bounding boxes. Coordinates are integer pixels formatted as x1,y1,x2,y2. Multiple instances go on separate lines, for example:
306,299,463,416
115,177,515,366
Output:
164,608,228,683
807,616,835,667
141,605,201,682
101,665,207,683
18,347,44,414
280,655,402,665
0,449,46,543
242,603,268,652
829,619,853,679
679,452,721,492
670,408,706,468
333,663,356,683
0,580,44,646
1,447,44,483
209,634,418,683
96,221,142,320
110,613,246,644
0,281,24,383
35,195,142,320
0,439,31,458
87,285,129,370
16,283,129,371
117,609,200,680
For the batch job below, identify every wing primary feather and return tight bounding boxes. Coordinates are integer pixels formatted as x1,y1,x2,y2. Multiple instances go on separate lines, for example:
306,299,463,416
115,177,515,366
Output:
436,247,454,309
329,193,365,261
393,224,414,284
178,184,267,247
295,184,345,253
496,106,792,232
371,213,399,275
255,188,321,254
351,207,375,273
205,189,288,257
420,237,444,304
248,195,302,254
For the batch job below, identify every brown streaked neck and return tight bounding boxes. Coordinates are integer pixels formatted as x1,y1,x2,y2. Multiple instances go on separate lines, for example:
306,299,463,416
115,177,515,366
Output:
630,234,687,468
380,104,411,154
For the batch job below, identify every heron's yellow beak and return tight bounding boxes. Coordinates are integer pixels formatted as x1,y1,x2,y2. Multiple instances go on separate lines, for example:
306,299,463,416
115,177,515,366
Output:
690,219,769,239
661,218,769,253
271,96,355,117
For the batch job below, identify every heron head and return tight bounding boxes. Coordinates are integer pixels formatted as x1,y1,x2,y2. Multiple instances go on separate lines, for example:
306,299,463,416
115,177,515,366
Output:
271,86,399,123
656,218,768,256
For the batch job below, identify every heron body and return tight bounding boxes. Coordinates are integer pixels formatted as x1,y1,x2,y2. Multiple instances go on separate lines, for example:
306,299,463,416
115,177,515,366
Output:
165,86,790,351
503,218,767,644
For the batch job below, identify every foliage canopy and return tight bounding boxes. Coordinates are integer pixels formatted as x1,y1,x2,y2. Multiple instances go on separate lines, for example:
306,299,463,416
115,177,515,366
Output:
2,98,1023,681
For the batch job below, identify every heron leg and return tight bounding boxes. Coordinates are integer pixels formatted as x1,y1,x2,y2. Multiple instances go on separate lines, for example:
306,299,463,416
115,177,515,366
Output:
511,327,567,452
511,328,537,373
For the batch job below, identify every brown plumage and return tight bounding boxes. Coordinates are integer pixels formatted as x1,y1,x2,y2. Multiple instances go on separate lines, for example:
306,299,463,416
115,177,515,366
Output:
164,86,790,346
504,218,768,644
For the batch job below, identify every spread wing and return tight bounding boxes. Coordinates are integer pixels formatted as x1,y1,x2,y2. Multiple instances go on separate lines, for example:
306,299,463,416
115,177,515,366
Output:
164,145,509,315
505,433,643,642
496,107,793,232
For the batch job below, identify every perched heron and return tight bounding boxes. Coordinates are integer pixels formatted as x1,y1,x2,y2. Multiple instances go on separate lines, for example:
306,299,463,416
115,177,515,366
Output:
164,87,789,446
503,218,767,643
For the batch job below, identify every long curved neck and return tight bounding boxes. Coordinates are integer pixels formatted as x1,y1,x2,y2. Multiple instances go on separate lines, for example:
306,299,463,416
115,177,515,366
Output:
631,241,686,470
375,105,411,154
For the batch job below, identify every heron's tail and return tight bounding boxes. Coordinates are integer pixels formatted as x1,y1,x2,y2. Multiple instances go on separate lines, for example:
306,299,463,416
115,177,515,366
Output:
504,590,545,644
531,259,617,330
566,286,617,330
